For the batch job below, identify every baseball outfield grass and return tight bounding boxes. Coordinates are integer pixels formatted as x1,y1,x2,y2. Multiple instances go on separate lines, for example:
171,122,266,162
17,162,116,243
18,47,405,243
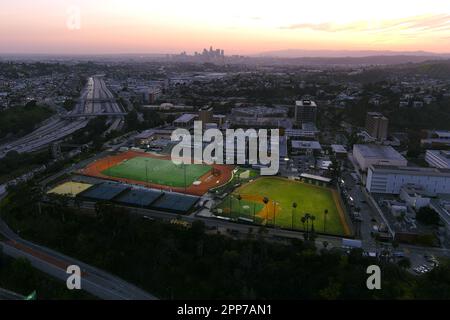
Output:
216,176,349,236
101,156,212,188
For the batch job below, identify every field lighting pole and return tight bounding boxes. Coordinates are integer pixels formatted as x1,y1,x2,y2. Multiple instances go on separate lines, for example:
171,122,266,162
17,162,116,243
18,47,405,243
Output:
229,194,232,214
145,160,149,185
273,201,277,227
183,163,187,194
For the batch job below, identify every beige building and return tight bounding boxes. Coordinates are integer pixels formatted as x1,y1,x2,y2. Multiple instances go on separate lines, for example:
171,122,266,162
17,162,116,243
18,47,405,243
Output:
366,112,389,141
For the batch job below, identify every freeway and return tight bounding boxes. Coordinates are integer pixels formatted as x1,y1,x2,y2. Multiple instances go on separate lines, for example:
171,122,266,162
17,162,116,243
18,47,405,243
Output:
0,217,157,300
0,287,25,300
0,137,157,300
0,76,125,158
0,184,156,300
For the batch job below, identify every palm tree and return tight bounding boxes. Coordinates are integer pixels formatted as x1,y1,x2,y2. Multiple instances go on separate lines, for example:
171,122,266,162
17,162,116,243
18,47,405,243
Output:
305,213,311,234
310,215,316,232
309,215,317,242
263,197,269,225
323,209,328,233
236,194,242,216
291,202,298,230
301,216,306,232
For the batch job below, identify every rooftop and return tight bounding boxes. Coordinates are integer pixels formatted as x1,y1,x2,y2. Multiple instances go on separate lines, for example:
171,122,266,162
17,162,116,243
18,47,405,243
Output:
367,111,388,120
434,130,450,138
173,113,197,123
295,100,317,107
331,144,348,153
354,144,406,161
292,140,322,150
370,164,450,177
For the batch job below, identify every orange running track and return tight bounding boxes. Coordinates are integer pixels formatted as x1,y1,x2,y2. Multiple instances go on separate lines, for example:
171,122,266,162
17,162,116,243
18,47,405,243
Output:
78,150,234,196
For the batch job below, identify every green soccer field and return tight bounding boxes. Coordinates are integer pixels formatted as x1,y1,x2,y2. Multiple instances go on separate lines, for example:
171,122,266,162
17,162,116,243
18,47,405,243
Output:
217,177,349,236
101,156,212,188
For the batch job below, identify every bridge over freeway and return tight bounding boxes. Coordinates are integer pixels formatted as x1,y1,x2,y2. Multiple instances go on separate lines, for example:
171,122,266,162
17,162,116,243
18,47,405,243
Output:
77,98,117,103
61,112,127,119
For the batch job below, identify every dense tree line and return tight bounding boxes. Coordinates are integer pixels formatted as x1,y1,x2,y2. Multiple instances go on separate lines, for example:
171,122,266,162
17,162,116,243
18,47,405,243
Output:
0,102,54,139
70,117,108,150
2,182,450,299
0,150,50,177
124,109,164,132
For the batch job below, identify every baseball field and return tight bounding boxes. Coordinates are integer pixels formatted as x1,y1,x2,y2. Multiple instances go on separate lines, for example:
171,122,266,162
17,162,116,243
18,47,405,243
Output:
216,176,350,236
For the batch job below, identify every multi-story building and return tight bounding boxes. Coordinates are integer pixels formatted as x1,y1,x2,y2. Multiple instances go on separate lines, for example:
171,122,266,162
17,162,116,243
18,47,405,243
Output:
294,100,317,125
365,112,389,141
420,130,450,148
353,144,407,171
331,144,348,160
425,150,450,169
173,114,197,128
366,165,450,195
291,140,322,156
198,106,214,124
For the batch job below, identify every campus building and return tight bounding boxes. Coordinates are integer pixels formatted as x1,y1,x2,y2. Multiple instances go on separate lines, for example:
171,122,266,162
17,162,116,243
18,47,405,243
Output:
173,114,197,128
366,165,450,195
425,150,450,169
365,112,389,141
353,144,407,171
294,99,317,125
421,130,450,148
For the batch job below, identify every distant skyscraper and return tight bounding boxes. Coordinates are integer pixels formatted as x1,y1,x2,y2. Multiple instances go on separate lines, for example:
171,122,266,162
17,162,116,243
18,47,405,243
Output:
366,112,389,141
294,99,317,125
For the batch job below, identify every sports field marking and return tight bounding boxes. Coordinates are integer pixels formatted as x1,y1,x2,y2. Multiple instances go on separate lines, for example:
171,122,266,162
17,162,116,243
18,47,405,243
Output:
218,176,350,236
101,156,212,188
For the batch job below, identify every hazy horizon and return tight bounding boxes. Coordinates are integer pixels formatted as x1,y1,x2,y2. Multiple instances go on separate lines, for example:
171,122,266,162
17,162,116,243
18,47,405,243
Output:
1,0,450,55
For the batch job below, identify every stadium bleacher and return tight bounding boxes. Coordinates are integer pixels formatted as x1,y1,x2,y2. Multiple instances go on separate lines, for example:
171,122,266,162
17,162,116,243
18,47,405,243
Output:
150,193,200,214
77,182,200,214
114,188,163,207
79,183,129,201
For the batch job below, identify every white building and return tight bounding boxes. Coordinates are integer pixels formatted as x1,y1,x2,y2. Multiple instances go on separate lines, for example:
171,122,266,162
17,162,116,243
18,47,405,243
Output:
399,184,431,210
425,150,450,169
291,140,322,155
366,165,450,195
353,144,407,171
421,130,450,148
173,114,197,128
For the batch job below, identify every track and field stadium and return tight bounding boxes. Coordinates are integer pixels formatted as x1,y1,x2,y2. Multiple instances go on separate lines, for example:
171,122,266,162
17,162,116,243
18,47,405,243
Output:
78,150,234,196
216,176,351,236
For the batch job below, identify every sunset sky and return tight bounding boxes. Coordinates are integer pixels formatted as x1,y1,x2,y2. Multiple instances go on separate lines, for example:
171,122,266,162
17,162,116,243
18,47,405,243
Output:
1,0,450,54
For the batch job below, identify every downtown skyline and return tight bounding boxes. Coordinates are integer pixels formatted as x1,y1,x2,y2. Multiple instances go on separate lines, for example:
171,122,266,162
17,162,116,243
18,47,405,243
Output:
1,0,450,55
